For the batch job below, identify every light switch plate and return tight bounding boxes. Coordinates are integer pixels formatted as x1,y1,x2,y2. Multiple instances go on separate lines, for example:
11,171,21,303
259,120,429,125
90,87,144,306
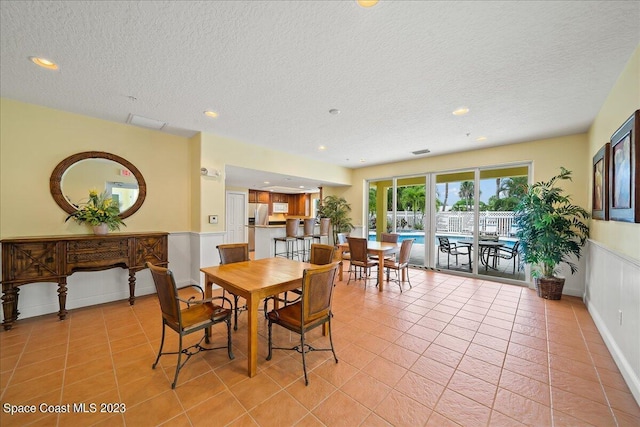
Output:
208,215,218,224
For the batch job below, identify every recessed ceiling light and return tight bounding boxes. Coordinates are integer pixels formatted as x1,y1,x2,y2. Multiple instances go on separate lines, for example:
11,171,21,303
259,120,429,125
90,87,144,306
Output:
264,181,270,184
329,109,340,115
476,136,487,142
357,0,379,7
29,56,58,70
318,145,327,151
204,110,219,118
299,186,305,189
452,107,469,116
359,159,366,163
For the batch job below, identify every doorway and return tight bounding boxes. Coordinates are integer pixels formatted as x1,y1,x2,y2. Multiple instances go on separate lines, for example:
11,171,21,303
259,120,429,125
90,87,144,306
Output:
226,191,247,243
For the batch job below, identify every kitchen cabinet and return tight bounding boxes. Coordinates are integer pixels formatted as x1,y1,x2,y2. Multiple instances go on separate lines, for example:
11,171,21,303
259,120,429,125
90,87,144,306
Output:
270,193,288,203
288,194,308,216
249,190,269,203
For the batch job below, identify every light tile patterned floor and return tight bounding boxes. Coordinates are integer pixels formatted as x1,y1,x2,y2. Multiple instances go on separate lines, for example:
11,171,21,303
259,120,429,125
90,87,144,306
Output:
1,266,639,426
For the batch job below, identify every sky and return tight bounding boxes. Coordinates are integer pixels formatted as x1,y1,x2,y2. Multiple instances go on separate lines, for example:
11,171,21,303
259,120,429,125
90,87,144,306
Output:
436,179,497,205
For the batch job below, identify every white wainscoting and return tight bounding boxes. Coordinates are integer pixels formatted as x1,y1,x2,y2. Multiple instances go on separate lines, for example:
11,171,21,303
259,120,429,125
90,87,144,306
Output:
0,231,228,323
585,240,640,405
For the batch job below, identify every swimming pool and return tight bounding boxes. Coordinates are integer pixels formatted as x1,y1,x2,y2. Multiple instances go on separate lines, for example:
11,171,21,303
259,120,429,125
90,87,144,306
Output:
368,232,517,248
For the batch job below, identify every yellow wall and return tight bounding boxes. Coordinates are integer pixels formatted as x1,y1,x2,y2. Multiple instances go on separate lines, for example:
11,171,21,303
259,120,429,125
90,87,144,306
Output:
197,132,352,232
331,134,589,229
0,99,192,237
588,45,640,259
0,99,352,238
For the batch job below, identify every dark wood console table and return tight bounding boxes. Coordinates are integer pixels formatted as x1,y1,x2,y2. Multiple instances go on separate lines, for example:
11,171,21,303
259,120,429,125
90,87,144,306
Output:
1,232,168,330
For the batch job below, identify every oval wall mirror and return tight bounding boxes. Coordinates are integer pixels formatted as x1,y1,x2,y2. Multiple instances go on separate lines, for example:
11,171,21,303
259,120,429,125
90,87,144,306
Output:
50,151,147,219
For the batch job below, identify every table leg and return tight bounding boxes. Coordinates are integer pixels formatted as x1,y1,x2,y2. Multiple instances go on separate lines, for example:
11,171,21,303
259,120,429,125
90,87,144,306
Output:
375,249,385,292
247,295,259,377
204,277,213,337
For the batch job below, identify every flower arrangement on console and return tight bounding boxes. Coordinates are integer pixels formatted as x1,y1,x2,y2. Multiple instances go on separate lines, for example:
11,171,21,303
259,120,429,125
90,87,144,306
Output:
65,190,126,233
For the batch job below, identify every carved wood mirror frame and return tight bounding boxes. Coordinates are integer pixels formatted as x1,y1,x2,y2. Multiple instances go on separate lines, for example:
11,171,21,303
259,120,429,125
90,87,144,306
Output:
50,151,147,219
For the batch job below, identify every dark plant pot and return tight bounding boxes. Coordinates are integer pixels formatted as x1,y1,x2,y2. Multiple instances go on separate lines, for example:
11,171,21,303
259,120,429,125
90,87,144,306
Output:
535,277,565,300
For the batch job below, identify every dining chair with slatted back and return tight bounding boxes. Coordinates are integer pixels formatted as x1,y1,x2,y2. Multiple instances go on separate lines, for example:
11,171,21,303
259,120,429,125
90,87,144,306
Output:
216,243,250,330
266,262,340,385
384,238,414,292
147,262,234,389
346,236,377,286
276,243,337,307
370,232,400,262
309,243,335,265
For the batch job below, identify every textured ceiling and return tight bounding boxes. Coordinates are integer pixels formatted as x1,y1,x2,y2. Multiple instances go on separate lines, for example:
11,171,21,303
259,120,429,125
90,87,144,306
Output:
1,1,639,189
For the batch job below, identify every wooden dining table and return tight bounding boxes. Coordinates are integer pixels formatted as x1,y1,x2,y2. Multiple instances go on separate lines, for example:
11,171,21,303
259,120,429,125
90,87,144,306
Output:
337,241,401,291
201,257,313,377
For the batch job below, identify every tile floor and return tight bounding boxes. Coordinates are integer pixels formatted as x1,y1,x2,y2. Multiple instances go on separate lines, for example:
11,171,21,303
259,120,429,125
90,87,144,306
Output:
1,266,639,426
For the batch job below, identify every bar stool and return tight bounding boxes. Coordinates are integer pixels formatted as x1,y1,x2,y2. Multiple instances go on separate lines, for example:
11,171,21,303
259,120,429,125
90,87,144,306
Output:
313,218,331,245
297,218,316,262
273,218,300,259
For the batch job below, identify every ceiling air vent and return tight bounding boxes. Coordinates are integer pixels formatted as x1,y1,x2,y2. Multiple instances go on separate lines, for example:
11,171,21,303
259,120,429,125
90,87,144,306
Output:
126,114,167,130
412,149,431,155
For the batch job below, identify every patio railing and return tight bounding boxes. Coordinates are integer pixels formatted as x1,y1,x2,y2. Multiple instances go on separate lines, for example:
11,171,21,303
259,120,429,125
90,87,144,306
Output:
374,211,517,236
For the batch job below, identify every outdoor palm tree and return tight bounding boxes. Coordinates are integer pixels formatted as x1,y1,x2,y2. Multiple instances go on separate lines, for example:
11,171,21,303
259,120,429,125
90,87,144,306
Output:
400,185,425,228
458,181,475,211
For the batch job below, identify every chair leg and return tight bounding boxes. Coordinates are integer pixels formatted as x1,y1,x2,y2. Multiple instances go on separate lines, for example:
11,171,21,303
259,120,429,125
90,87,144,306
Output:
233,294,240,331
266,320,273,361
301,330,309,386
328,318,338,364
171,334,184,389
226,315,235,359
152,321,166,369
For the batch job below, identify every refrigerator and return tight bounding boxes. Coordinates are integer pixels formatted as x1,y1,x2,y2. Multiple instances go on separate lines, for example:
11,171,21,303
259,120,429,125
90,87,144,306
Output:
249,203,269,225
248,203,268,251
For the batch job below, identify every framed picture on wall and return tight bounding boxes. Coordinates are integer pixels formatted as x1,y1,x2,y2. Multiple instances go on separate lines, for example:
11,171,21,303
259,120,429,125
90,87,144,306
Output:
592,143,609,220
609,109,640,223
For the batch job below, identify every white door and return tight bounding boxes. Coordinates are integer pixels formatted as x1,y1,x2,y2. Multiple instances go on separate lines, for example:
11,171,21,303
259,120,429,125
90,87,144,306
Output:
226,191,247,243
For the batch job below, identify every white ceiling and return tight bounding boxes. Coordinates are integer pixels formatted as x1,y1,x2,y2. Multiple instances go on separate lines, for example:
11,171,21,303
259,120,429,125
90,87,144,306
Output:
1,1,639,190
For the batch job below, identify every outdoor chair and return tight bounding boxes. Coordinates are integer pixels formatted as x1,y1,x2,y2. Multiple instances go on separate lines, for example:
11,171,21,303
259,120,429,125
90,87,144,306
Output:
497,240,521,274
437,236,471,270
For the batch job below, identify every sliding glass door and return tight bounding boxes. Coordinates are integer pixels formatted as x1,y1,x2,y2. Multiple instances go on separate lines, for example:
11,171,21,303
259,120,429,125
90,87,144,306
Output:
367,163,529,283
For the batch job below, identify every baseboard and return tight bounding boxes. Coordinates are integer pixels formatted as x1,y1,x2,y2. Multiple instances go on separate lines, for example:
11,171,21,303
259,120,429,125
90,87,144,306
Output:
586,295,640,406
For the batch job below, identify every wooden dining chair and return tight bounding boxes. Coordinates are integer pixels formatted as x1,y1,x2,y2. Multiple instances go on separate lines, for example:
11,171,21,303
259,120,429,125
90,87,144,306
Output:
263,243,336,315
217,243,250,330
384,238,414,292
266,262,340,385
147,262,234,389
346,236,377,286
370,232,399,262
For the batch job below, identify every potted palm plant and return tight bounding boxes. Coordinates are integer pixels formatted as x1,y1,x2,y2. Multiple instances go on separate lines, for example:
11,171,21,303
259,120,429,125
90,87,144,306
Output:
317,195,354,245
513,167,589,299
